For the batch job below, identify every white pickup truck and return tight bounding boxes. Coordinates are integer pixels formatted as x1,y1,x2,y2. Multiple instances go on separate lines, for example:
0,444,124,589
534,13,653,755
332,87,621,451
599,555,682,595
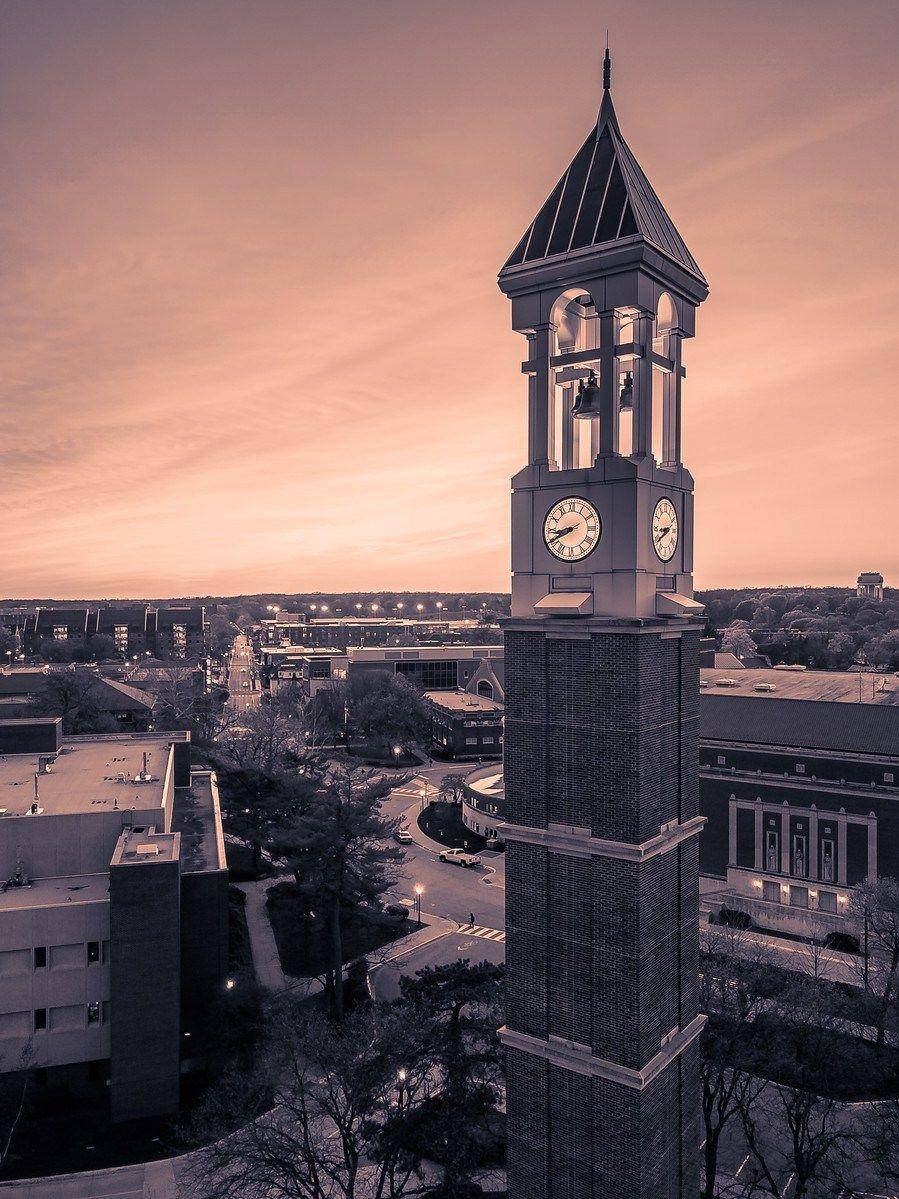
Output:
439,848,482,869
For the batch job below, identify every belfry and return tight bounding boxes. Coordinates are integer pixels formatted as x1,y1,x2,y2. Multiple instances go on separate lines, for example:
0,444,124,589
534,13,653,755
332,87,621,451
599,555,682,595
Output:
499,50,709,1198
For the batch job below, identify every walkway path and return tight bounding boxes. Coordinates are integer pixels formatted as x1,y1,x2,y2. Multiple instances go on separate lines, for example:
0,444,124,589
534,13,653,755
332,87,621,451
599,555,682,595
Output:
234,876,287,991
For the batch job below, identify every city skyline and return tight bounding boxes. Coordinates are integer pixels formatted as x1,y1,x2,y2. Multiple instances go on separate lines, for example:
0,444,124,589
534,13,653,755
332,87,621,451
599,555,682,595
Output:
2,0,898,599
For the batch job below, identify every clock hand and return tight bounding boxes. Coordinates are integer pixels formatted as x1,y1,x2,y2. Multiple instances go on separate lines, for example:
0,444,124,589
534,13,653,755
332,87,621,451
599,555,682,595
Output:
549,525,578,542
657,526,671,537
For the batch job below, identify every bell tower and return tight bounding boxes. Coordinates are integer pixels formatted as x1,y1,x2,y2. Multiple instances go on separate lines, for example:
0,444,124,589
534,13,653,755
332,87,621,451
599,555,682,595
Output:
499,50,709,1199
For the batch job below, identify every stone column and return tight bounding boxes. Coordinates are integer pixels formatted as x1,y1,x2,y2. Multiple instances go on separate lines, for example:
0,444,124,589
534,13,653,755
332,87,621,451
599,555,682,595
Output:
837,814,848,886
781,805,791,875
809,806,819,880
662,331,684,468
754,802,763,870
528,324,556,468
728,796,737,866
630,311,654,459
597,311,618,457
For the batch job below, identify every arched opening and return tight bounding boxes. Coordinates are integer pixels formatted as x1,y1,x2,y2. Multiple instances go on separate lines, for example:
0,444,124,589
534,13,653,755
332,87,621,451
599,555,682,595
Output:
476,680,494,699
549,289,599,469
654,291,682,467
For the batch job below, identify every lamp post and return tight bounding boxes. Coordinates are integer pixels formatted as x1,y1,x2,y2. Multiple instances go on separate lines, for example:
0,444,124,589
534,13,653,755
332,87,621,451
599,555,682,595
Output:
396,1068,408,1111
414,884,424,928
393,745,402,766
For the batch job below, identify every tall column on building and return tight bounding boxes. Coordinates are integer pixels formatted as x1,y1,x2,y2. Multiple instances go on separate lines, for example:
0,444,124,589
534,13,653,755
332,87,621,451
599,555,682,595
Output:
498,49,710,1198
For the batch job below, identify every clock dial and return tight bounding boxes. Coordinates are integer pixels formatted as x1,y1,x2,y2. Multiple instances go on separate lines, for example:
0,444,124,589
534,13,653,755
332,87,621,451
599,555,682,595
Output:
652,498,679,562
543,497,602,562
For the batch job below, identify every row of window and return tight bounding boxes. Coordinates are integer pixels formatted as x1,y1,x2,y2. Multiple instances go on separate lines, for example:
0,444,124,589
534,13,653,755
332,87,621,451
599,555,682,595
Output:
0,941,110,977
0,1002,109,1038
714,753,895,785
760,880,839,912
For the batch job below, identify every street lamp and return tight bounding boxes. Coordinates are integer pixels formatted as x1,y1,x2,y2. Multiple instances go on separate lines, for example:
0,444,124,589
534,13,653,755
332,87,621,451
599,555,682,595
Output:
416,603,424,612
371,603,380,613
396,1068,408,1110
436,601,443,612
413,884,424,927
392,745,402,765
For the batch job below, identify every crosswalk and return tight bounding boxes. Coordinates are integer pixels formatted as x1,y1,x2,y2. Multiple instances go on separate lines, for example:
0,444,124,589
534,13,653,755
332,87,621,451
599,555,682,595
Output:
461,924,506,943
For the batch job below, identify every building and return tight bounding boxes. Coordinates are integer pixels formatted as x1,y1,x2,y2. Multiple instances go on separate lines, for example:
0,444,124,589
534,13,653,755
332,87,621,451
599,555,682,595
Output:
260,613,500,650
857,571,885,602
346,645,504,695
0,718,228,1121
0,667,156,731
261,648,348,698
699,694,899,938
150,606,207,661
93,606,152,657
426,690,503,759
499,50,708,1199
22,606,208,662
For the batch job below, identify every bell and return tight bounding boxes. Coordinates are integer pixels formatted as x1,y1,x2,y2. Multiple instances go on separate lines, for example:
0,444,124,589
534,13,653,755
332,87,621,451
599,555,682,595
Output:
571,370,602,420
618,371,634,411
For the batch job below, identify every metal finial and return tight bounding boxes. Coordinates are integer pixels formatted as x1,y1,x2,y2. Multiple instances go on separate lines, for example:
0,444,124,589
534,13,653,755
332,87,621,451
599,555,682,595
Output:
603,43,611,92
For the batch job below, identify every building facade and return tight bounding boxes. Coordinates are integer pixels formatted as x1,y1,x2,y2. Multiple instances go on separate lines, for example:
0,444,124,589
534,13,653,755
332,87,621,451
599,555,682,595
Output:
499,52,708,1199
22,606,208,662
857,572,885,602
0,718,228,1120
426,690,504,759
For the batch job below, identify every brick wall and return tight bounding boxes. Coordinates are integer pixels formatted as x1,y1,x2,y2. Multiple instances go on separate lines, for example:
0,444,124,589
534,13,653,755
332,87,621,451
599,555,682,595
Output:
504,625,701,1197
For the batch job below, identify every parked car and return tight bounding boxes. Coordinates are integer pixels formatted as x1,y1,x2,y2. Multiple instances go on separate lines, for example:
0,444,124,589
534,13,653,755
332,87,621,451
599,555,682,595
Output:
394,828,413,843
439,848,482,868
754,682,777,692
715,678,739,687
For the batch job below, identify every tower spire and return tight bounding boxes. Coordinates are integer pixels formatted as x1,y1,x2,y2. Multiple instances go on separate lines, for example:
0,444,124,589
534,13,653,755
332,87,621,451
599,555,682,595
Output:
603,38,611,92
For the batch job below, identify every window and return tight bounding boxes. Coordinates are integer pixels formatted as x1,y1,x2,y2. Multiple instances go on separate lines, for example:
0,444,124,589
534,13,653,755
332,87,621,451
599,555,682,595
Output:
763,880,780,902
795,763,805,775
114,625,129,652
818,891,837,913
34,1008,46,1032
717,754,726,766
395,660,458,689
87,1002,100,1025
790,886,809,908
465,737,477,745
87,941,100,965
483,736,494,744
52,625,68,641
886,773,895,785
33,946,46,970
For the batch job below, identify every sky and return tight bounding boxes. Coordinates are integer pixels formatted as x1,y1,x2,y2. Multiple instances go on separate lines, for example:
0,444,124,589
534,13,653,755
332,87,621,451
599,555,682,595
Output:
1,0,897,598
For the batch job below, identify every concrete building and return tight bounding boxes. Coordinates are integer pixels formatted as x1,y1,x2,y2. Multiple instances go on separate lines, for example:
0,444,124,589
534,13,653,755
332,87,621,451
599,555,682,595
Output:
857,571,885,602
346,645,504,694
499,49,708,1199
0,718,228,1121
426,690,504,760
94,606,152,658
150,606,207,661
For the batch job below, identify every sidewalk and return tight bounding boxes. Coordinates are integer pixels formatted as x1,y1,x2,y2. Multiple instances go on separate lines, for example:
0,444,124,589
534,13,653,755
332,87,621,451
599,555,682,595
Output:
400,799,447,855
235,876,288,991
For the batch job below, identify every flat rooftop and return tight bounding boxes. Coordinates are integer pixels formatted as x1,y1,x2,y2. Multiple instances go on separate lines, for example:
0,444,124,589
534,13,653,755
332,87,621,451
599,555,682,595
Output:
112,828,179,866
351,645,503,662
172,770,227,873
425,690,504,713
0,872,109,913
700,666,899,704
0,735,174,817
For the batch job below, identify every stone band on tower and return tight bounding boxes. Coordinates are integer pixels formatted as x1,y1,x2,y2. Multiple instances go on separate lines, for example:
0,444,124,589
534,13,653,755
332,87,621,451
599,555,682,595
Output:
499,50,709,1199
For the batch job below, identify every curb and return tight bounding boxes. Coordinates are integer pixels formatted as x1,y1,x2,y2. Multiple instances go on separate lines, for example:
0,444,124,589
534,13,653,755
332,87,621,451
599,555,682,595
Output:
400,799,447,855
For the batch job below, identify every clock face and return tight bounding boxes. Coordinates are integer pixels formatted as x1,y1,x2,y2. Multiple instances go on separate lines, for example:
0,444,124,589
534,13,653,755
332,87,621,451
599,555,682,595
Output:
652,498,679,562
543,497,602,561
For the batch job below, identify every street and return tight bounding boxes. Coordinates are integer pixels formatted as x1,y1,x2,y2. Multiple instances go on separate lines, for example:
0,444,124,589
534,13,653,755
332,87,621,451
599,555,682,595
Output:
226,632,262,712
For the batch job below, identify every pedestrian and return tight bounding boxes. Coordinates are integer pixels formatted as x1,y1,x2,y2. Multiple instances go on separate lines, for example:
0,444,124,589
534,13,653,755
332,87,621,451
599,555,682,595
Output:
468,912,474,928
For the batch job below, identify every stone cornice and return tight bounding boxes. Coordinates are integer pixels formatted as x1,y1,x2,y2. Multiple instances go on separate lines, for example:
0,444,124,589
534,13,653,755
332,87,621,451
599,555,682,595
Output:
499,815,706,862
498,1014,707,1091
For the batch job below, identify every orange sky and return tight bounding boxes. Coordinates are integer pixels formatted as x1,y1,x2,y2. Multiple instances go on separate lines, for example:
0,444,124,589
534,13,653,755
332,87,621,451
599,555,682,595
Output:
1,0,897,598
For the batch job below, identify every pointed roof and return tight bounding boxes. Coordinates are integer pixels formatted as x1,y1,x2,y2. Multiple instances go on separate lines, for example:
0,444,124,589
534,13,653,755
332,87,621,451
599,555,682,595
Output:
503,82,705,285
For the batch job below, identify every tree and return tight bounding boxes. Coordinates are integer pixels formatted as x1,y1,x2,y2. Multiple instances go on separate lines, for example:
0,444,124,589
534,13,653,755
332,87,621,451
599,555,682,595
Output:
34,669,119,734
207,613,234,660
849,877,899,1051
0,627,17,660
189,1002,426,1199
720,624,759,661
276,765,405,1020
438,772,467,805
344,672,431,755
0,1042,34,1173
391,961,505,1197
698,926,778,1199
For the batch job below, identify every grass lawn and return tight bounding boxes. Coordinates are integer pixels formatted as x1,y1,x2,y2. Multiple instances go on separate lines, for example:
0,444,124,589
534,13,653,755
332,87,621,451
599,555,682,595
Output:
419,801,488,851
266,882,411,978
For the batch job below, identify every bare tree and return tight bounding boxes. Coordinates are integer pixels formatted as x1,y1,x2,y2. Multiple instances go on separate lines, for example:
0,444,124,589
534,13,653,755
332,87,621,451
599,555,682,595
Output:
849,877,899,1051
188,1002,428,1199
698,925,777,1199
0,1041,34,1172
